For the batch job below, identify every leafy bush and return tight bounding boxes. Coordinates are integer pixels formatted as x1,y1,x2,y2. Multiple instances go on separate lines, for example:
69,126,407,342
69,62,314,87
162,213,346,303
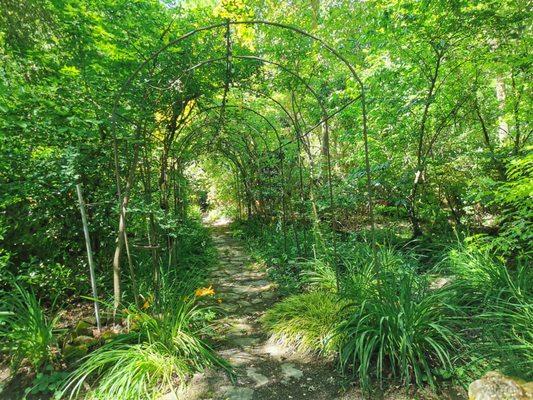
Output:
262,291,349,355
0,283,60,371
300,258,338,292
63,343,189,400
336,271,462,390
25,365,70,399
174,218,218,271
301,242,418,299
17,259,88,304
62,291,231,399
233,219,311,293
490,148,533,257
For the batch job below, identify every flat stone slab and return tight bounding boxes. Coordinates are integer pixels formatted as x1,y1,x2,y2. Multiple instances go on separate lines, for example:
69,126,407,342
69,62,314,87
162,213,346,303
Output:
228,336,261,348
246,367,269,387
261,291,277,300
218,348,255,366
281,363,304,381
224,386,254,400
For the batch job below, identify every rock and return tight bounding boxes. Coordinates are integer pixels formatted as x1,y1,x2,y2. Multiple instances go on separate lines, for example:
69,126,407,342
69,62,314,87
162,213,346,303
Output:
430,276,451,290
246,367,269,387
468,371,533,400
82,315,97,325
250,279,270,287
218,348,255,366
224,386,254,400
228,336,260,348
63,343,88,359
72,335,98,346
261,291,277,300
74,320,93,336
281,363,304,381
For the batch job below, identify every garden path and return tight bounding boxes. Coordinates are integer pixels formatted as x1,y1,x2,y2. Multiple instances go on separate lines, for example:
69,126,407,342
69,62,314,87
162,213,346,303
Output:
172,221,352,400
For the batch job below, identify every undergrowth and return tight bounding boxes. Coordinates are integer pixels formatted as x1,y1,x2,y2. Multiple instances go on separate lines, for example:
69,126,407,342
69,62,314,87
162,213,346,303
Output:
250,219,532,392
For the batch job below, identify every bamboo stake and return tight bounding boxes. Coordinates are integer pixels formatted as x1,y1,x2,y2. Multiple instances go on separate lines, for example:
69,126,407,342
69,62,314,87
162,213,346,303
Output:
76,183,101,331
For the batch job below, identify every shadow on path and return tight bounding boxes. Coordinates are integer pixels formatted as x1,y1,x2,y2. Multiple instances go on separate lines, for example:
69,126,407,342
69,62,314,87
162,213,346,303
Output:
172,221,353,400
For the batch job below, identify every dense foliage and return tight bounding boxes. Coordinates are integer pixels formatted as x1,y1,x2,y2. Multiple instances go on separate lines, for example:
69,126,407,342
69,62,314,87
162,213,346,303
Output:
0,0,531,398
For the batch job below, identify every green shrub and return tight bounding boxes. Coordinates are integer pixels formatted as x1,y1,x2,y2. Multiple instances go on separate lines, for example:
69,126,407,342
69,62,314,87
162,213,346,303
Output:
0,283,60,371
444,244,532,306
63,343,189,400
62,293,231,399
445,246,510,303
261,291,349,355
18,259,88,304
301,243,418,299
300,258,338,292
479,296,533,380
336,271,462,390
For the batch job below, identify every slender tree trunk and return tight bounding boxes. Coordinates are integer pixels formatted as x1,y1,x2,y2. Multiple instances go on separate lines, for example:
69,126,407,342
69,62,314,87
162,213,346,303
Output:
408,48,443,238
495,75,509,144
113,139,140,307
112,144,139,314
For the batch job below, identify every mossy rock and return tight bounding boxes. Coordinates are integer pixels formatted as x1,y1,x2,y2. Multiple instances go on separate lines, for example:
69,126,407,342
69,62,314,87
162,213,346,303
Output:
63,343,89,360
72,335,98,346
100,329,118,342
74,320,93,336
469,371,533,400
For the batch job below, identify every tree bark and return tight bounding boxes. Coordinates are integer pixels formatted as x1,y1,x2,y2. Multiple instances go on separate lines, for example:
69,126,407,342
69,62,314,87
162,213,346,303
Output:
112,144,139,314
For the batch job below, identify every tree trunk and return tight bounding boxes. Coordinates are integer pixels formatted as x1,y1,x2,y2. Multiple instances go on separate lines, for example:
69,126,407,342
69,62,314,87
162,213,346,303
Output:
112,144,139,314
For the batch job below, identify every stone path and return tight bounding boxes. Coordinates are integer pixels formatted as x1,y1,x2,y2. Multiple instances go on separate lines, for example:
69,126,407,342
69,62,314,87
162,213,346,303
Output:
173,222,353,400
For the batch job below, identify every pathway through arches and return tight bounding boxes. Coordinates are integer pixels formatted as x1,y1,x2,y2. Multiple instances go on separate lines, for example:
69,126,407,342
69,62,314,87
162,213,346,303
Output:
175,220,352,400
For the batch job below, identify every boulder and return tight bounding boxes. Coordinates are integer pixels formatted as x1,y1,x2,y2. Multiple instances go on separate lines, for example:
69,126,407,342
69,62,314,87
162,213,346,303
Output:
469,371,533,400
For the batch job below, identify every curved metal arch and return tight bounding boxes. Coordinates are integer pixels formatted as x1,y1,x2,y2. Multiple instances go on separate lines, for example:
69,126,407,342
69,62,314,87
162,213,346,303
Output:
111,19,375,237
168,102,273,158
172,103,284,160
177,123,261,167
151,81,311,153
143,54,329,136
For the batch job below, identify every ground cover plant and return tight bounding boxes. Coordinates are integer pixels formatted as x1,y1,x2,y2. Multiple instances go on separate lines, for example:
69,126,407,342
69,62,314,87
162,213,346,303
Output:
61,286,231,400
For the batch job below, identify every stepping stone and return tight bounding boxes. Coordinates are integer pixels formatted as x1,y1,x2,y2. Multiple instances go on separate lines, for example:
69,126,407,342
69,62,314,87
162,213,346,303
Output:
231,286,252,294
237,300,252,308
229,336,261,348
261,291,276,300
218,348,255,366
224,387,254,400
246,367,269,387
281,363,304,381
221,304,239,313
226,318,254,334
219,292,241,301
250,279,270,287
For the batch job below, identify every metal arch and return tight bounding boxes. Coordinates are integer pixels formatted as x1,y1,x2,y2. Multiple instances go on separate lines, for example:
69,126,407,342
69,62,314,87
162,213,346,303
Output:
111,19,375,237
142,54,330,136
172,103,283,159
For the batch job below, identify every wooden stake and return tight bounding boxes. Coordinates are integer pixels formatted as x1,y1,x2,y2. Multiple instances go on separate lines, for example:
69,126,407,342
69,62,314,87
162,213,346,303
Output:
76,183,101,331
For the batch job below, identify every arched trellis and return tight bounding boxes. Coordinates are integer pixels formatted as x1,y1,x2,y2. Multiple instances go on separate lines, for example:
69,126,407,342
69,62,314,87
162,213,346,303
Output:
109,19,376,308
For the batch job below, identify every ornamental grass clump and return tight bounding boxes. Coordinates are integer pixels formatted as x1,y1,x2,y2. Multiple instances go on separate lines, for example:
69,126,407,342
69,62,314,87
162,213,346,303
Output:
62,292,231,400
336,270,462,390
261,291,349,356
0,283,60,371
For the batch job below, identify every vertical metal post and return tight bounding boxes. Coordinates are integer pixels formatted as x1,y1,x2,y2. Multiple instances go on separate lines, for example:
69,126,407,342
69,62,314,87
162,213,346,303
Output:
76,183,101,331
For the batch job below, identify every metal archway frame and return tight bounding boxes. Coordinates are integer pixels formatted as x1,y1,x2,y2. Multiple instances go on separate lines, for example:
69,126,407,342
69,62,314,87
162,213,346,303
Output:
111,19,376,247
